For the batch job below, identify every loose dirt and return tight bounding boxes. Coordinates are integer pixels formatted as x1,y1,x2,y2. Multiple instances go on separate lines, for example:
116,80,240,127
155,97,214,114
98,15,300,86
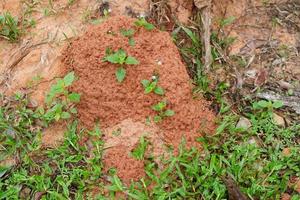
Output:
62,16,216,183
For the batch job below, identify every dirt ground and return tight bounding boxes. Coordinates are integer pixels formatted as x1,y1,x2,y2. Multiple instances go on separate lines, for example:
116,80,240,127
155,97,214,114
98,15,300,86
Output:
1,0,299,187
62,15,216,182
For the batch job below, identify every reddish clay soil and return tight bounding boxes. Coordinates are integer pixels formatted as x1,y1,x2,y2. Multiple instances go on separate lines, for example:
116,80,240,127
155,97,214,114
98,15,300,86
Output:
62,16,216,183
103,145,145,185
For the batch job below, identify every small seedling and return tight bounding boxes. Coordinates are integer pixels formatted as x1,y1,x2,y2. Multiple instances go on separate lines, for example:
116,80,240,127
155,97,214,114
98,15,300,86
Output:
103,48,139,82
43,71,80,122
131,136,148,160
151,101,175,123
120,28,135,46
141,76,164,95
120,28,134,37
252,100,283,111
0,12,20,41
134,18,155,31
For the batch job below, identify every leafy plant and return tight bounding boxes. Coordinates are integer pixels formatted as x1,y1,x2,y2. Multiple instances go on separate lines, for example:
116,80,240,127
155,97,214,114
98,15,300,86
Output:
120,28,134,37
120,28,135,46
103,48,139,82
151,101,175,123
141,76,164,96
131,136,149,160
0,12,20,41
43,71,80,123
252,100,283,111
134,18,155,31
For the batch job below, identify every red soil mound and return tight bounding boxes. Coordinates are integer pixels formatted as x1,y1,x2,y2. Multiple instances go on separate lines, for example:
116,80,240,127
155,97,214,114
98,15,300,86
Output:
62,16,215,183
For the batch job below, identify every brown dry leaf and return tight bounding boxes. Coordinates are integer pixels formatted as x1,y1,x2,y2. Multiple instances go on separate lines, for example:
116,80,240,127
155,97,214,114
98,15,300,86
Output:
222,176,249,200
281,193,291,200
282,148,291,157
254,68,268,87
194,0,211,9
295,178,300,193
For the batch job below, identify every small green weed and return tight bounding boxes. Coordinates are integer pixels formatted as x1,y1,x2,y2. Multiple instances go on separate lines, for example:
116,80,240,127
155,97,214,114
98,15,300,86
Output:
0,12,20,41
151,101,175,123
103,48,139,82
141,76,164,96
176,26,210,92
134,18,155,31
42,71,80,123
131,136,149,160
120,28,135,37
120,28,135,46
253,100,283,111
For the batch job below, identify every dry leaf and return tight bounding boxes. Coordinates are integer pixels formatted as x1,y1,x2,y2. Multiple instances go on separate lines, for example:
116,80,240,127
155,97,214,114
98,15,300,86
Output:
222,176,249,200
194,0,211,9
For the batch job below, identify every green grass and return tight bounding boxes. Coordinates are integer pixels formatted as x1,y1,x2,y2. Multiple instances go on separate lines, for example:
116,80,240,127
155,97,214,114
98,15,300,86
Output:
0,12,20,41
1,18,300,200
1,83,300,199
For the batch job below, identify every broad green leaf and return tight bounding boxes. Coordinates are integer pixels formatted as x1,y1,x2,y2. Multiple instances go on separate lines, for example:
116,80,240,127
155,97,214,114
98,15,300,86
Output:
153,115,162,123
68,93,81,103
134,18,155,30
61,112,71,119
182,27,198,45
144,23,155,30
120,28,135,37
50,79,65,94
129,37,135,46
145,86,153,94
257,100,270,108
154,87,164,95
63,71,75,87
165,109,175,117
152,101,166,111
70,107,77,114
141,79,150,88
273,101,283,109
54,113,61,121
145,82,156,94
113,175,123,191
125,56,139,65
106,53,121,64
116,49,127,62
106,49,127,64
116,67,126,82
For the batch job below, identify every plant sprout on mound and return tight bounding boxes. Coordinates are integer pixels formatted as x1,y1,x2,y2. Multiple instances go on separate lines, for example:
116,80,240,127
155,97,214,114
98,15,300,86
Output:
151,100,175,123
141,75,165,96
103,48,139,83
134,18,155,31
120,28,135,46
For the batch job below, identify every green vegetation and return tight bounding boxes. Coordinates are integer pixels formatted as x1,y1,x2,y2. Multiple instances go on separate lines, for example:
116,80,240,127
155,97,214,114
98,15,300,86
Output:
0,12,20,41
131,136,149,160
120,28,136,46
1,13,299,200
43,72,80,123
141,76,164,96
134,18,155,31
1,76,299,199
103,48,139,82
151,101,175,123
120,28,135,37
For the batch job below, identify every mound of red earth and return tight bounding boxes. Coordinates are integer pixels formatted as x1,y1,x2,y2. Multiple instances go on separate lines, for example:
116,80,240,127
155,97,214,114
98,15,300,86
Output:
62,16,215,184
